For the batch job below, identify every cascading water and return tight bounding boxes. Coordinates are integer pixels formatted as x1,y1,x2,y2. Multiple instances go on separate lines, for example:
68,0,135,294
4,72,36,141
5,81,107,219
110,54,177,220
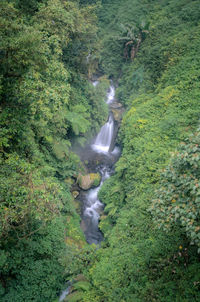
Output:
92,80,99,87
92,114,114,153
91,84,115,153
59,81,120,301
82,166,111,244
59,284,71,302
81,82,120,244
106,85,115,104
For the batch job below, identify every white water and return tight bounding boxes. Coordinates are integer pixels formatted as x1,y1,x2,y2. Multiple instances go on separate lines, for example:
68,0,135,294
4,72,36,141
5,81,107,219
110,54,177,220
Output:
83,83,117,244
92,80,99,87
92,82,115,153
59,286,70,302
92,115,114,153
83,166,111,244
59,82,118,299
86,52,91,63
111,146,120,155
106,85,115,104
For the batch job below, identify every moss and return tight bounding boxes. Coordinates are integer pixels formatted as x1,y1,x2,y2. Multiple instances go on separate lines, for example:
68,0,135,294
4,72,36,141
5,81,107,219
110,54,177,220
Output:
65,215,86,248
89,173,101,187
64,177,75,186
72,200,81,215
72,191,79,199
78,173,101,190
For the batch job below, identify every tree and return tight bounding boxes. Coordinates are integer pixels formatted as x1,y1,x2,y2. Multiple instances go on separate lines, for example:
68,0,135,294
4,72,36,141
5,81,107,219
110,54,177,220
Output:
117,21,149,60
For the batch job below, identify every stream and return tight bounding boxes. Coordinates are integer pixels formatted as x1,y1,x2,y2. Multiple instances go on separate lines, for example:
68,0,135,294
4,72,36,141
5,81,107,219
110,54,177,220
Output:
59,81,121,301
79,81,120,245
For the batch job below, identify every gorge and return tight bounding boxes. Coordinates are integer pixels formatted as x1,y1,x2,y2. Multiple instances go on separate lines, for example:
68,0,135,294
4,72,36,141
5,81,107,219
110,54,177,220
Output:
0,0,199,301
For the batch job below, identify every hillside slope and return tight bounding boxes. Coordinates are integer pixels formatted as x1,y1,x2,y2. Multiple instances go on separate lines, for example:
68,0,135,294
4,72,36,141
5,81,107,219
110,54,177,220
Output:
82,0,200,301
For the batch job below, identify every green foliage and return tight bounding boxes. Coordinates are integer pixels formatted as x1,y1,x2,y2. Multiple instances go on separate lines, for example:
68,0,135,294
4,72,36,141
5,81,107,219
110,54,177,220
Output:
67,291,84,302
97,0,150,77
0,0,105,300
150,129,200,251
83,0,200,301
73,281,91,292
98,176,125,236
0,1,48,77
0,218,68,302
1,0,200,301
0,153,63,237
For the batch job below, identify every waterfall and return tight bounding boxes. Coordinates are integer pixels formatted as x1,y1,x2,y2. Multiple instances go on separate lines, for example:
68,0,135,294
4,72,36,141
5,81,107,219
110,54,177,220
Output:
59,81,120,300
106,85,115,104
92,80,99,87
91,83,115,153
92,114,114,153
82,83,117,244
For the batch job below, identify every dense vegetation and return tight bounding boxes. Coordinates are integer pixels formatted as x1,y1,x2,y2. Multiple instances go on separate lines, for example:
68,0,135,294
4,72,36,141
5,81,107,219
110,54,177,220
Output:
0,0,199,301
81,0,200,301
0,0,108,301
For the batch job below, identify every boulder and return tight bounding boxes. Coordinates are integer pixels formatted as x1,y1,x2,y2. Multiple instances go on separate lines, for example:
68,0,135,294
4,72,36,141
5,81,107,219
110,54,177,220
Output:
64,177,75,186
110,101,123,109
111,108,121,122
111,108,123,122
72,191,79,199
110,102,124,122
78,173,101,190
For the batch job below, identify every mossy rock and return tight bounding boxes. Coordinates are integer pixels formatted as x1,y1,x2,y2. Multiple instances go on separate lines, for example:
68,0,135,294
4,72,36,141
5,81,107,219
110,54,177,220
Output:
64,177,75,186
111,108,124,122
78,173,101,190
72,191,79,199
90,173,101,186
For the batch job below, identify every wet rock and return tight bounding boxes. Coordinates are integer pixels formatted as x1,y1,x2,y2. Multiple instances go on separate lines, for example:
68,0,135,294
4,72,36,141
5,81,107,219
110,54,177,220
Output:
78,173,101,190
72,191,79,199
109,101,124,122
110,101,123,109
110,107,124,122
